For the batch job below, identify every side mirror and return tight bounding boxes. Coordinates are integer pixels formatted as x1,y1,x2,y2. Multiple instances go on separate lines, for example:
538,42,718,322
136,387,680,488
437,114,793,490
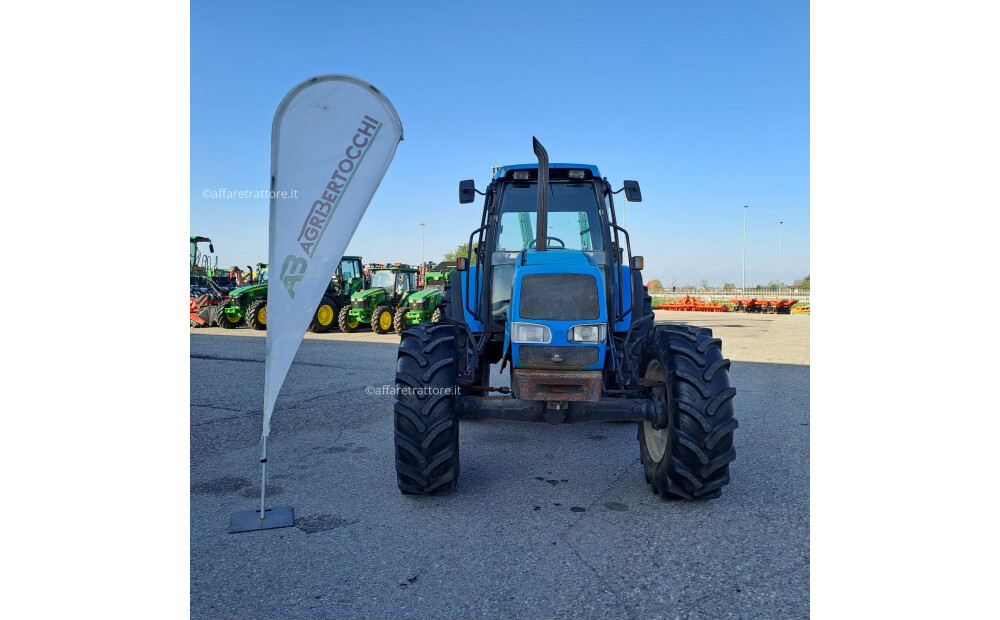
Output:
209,243,215,254
459,179,476,204
456,257,468,271
630,256,644,270
623,180,642,203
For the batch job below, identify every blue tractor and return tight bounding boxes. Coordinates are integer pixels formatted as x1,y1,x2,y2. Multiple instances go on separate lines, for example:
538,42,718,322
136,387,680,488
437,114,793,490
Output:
393,139,737,500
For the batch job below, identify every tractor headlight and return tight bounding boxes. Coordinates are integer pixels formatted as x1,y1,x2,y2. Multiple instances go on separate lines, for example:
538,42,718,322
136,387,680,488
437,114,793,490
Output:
567,324,606,343
510,322,552,344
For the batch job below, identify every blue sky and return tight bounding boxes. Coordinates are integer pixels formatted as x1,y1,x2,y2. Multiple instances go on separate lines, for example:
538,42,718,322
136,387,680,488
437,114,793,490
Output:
191,0,809,288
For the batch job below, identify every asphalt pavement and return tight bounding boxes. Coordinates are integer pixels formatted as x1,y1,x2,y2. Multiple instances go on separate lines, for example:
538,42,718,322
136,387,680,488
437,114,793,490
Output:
190,311,810,619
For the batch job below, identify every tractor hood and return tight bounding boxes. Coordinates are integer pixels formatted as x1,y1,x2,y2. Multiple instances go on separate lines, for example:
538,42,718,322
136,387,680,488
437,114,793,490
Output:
521,248,599,268
408,288,443,302
229,283,267,296
352,287,388,301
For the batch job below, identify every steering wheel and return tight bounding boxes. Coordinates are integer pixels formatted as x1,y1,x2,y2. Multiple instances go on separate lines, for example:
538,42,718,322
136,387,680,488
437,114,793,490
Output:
529,236,566,249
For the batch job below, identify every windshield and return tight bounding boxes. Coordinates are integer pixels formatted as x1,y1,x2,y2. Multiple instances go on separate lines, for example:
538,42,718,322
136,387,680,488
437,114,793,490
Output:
495,181,604,252
340,259,359,282
371,270,394,288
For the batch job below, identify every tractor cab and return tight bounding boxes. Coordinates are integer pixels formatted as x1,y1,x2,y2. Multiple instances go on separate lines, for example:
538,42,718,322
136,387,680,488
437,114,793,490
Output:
482,164,614,326
330,255,364,296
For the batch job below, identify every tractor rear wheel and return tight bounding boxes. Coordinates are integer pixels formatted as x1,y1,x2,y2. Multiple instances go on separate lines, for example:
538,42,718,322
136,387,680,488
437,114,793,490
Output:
372,304,394,334
394,323,460,494
338,306,360,332
431,307,444,323
246,299,267,330
308,296,338,333
393,307,407,335
638,324,737,500
216,303,242,329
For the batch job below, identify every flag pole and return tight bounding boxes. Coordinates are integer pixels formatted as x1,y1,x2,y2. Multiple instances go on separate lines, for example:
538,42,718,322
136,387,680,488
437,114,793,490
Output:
259,435,268,517
230,412,294,533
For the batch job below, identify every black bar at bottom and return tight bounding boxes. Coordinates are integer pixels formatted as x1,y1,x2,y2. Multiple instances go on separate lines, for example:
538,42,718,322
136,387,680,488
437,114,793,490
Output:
456,396,657,424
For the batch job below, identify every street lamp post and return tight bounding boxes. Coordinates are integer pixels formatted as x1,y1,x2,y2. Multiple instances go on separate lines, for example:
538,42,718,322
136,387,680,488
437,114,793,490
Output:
742,205,748,296
779,221,783,294
420,222,425,283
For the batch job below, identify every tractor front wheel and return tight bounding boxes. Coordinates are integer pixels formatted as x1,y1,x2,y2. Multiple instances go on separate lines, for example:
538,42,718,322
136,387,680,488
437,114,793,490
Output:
246,299,267,330
216,303,242,329
393,307,407,335
338,306,360,332
308,296,338,333
394,323,460,494
638,324,737,500
372,304,394,334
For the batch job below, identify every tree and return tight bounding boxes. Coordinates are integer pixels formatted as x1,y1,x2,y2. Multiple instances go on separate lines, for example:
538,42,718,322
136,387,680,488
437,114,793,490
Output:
800,274,810,291
649,279,664,291
722,282,736,292
699,279,709,291
443,242,477,264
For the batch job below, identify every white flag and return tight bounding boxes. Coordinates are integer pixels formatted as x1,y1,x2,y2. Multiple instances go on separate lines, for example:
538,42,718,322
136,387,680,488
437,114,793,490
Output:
263,75,403,438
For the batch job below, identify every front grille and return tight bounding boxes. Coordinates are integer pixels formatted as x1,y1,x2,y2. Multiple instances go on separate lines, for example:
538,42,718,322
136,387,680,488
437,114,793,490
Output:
518,345,599,368
519,273,599,320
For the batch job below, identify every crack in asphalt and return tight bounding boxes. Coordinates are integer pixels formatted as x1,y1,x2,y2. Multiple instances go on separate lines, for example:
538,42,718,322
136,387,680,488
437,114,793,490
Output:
190,403,245,413
552,456,641,611
190,353,352,370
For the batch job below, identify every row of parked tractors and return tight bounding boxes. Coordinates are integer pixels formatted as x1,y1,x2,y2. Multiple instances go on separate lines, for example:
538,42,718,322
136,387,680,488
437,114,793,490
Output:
190,237,456,335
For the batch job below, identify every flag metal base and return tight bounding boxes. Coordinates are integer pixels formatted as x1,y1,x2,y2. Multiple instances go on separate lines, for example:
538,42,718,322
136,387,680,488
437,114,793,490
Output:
229,507,294,533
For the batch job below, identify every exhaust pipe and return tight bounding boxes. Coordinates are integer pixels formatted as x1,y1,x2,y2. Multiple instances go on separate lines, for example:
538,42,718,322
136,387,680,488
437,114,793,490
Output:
532,137,548,251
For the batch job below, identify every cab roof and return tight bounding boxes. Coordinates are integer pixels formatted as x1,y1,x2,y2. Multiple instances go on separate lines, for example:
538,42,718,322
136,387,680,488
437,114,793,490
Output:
492,163,601,181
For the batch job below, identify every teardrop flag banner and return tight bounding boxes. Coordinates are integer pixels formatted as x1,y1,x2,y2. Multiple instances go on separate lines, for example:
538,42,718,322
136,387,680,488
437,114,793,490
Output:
230,75,403,532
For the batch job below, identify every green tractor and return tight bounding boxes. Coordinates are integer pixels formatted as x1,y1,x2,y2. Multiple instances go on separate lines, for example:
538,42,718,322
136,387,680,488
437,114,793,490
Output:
339,264,419,334
217,256,364,332
392,261,456,335
214,263,269,329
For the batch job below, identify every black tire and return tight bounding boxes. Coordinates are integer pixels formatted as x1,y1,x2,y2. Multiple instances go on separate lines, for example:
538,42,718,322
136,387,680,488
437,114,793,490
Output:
308,295,338,333
215,303,242,329
638,324,737,500
246,299,267,331
394,323,460,494
628,286,655,371
372,304,394,334
338,306,360,332
393,306,407,335
431,306,444,323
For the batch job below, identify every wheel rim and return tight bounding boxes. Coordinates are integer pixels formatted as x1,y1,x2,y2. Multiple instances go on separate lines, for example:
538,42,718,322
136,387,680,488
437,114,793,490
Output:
379,311,392,330
643,359,668,463
225,312,240,324
259,307,267,325
317,304,334,326
348,319,359,328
